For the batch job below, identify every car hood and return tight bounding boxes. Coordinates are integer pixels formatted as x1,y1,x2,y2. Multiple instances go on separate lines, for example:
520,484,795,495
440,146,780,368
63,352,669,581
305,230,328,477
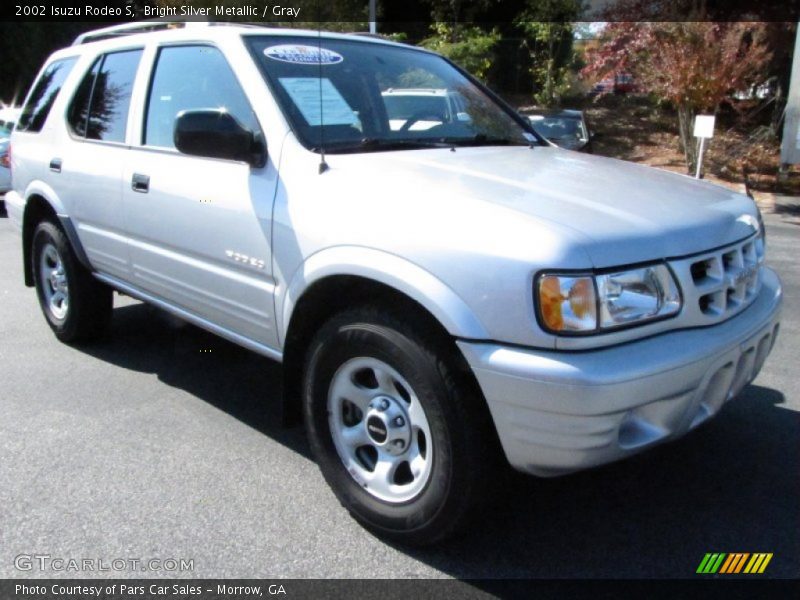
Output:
375,146,760,268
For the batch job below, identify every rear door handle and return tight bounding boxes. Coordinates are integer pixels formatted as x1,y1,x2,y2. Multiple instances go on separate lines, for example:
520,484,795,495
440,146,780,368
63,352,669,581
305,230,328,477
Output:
49,158,62,173
131,173,150,193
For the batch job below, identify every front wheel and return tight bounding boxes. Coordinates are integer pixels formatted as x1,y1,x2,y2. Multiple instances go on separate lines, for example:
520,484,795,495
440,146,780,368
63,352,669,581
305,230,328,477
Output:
302,306,497,545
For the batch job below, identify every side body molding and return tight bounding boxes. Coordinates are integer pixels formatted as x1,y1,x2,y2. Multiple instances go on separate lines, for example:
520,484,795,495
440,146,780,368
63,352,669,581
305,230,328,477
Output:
278,246,489,345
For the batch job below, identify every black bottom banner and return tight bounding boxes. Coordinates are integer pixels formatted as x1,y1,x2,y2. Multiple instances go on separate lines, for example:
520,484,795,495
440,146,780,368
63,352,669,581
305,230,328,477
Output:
2,579,799,600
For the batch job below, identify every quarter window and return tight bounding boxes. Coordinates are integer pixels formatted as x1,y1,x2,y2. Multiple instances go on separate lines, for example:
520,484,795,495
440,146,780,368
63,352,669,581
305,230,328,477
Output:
144,45,260,149
67,58,101,137
67,49,142,143
17,58,77,133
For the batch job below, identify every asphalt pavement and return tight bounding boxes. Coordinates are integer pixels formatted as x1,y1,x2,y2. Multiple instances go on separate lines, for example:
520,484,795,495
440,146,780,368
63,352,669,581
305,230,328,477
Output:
0,201,797,580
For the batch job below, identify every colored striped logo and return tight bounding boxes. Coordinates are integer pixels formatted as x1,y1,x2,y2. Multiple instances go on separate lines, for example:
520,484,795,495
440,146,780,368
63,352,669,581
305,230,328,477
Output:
696,553,773,574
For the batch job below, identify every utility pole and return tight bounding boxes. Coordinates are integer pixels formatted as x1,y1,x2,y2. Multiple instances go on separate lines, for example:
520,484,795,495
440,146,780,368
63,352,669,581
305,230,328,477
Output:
369,0,377,35
780,22,800,175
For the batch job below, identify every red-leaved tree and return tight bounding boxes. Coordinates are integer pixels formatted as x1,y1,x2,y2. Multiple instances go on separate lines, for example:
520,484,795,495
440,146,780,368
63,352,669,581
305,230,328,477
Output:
583,15,773,172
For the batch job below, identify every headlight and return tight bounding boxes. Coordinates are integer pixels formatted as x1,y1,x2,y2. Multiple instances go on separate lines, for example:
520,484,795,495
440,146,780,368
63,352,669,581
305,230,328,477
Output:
537,264,681,334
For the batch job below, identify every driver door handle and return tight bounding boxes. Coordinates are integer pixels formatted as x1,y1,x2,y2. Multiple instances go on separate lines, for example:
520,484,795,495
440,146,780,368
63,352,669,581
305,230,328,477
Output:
131,173,150,193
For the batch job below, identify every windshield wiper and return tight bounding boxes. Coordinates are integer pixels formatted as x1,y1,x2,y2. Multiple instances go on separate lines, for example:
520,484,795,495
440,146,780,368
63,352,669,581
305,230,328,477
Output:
441,134,530,147
321,138,456,154
319,134,530,154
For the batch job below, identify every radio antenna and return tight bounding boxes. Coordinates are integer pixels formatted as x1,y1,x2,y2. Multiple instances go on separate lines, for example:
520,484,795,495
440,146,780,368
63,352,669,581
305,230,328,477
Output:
317,27,329,174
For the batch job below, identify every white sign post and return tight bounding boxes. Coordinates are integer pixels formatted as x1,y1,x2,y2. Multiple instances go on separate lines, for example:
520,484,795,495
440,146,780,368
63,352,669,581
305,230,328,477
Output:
693,115,715,179
369,0,376,34
780,22,800,171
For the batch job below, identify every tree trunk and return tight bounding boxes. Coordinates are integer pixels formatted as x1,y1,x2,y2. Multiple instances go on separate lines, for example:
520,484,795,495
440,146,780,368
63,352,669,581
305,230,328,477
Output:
770,79,785,137
677,103,698,174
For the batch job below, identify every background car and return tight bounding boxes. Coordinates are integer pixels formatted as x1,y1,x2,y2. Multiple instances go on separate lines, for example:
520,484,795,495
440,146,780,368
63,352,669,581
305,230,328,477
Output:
381,88,471,132
0,106,21,137
589,73,636,96
590,78,615,95
527,109,593,152
0,138,10,197
613,72,636,94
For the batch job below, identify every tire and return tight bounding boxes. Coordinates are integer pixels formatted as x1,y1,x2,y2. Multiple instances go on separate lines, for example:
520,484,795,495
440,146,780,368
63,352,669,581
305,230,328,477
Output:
302,305,498,545
31,219,112,343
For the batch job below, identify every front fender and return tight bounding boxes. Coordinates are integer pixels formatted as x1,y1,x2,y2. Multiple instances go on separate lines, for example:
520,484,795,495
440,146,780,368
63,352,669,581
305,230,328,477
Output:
279,246,489,345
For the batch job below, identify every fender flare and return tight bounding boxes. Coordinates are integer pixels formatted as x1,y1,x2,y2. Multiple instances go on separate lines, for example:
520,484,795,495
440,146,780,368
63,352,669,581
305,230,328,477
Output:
25,180,67,214
22,181,92,284
278,246,489,345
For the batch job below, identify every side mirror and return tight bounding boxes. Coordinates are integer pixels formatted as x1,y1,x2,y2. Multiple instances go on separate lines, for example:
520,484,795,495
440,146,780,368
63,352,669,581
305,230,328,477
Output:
174,109,266,168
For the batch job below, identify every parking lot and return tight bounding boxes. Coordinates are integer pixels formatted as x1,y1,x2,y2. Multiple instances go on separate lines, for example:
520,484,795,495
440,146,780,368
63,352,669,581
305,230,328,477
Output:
0,202,797,580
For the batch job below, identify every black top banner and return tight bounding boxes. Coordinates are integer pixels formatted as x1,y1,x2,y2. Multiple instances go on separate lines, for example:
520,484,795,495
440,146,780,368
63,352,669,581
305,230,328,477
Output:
1,0,800,23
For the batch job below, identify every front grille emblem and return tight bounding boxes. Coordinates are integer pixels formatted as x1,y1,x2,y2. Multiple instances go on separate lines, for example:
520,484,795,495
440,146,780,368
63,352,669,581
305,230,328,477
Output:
728,265,758,288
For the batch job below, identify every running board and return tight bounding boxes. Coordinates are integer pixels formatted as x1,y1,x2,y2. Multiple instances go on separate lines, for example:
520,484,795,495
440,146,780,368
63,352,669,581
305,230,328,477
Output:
94,273,283,363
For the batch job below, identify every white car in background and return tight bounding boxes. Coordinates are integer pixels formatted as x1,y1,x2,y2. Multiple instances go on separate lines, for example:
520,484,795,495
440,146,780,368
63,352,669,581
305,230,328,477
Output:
381,88,471,131
0,106,21,137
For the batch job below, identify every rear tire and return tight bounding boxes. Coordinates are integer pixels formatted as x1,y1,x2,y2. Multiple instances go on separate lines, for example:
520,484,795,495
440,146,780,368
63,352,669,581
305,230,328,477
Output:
302,305,498,545
32,220,112,343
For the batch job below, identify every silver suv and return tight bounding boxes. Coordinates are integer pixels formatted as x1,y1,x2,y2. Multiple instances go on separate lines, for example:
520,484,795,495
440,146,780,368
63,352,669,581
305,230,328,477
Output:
6,22,782,545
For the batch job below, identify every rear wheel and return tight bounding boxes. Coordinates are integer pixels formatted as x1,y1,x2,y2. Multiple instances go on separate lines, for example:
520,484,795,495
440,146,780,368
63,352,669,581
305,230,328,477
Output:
32,220,112,343
302,305,497,545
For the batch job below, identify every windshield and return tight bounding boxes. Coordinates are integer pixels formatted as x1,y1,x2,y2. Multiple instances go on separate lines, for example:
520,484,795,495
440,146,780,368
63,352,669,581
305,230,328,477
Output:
246,36,534,152
529,116,587,142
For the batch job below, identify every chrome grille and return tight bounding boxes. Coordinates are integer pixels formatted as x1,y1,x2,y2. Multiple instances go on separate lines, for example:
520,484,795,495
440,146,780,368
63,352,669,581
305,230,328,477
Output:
669,234,764,327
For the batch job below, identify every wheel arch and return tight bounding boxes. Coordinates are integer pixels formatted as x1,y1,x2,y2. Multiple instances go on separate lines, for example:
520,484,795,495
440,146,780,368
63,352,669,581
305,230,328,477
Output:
22,184,91,287
278,247,488,346
279,250,490,426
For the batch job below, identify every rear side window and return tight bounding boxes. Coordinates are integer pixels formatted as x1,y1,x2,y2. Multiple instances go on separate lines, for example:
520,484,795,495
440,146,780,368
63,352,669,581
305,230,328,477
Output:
67,58,101,137
144,45,260,149
17,58,77,133
67,49,142,143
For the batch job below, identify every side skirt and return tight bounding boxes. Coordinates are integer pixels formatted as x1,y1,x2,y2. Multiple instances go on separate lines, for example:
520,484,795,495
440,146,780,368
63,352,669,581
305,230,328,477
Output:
93,272,284,363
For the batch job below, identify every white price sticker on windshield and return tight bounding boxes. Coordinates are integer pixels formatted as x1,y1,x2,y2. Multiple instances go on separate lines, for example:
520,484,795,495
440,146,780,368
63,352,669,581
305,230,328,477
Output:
279,77,358,127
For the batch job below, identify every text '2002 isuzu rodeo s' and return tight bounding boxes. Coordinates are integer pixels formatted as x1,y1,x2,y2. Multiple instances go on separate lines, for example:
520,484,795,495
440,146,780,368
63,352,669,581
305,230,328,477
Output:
5,22,782,545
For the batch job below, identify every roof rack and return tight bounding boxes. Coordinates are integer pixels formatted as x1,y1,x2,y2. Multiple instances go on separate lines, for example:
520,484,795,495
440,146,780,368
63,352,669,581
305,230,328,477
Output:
73,20,211,45
347,32,386,39
74,22,385,46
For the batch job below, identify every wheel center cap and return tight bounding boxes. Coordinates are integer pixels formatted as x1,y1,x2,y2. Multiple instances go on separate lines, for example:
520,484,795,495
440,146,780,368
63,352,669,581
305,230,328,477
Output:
366,416,388,444
365,395,412,455
50,271,67,292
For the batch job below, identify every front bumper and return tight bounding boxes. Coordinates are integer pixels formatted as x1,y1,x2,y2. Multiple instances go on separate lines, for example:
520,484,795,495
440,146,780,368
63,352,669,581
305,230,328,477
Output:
459,267,782,476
